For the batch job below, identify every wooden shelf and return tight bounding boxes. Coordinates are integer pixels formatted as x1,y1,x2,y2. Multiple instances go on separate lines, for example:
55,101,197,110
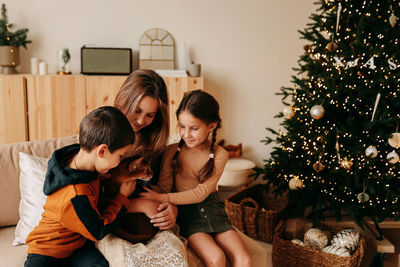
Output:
0,74,204,144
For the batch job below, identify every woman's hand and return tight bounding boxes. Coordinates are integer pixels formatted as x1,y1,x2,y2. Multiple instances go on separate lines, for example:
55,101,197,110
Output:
150,202,178,230
140,187,169,203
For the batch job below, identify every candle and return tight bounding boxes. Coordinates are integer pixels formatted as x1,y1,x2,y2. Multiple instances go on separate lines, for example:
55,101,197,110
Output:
39,62,47,75
31,57,39,74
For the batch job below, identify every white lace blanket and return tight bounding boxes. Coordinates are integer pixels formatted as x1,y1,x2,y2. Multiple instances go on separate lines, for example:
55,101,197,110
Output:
96,228,204,267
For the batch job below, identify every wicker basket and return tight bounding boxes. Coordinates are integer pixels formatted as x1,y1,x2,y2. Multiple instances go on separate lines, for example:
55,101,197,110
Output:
224,184,281,243
272,221,365,267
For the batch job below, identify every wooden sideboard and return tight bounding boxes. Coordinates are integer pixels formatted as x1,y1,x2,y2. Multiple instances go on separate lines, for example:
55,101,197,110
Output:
0,74,203,145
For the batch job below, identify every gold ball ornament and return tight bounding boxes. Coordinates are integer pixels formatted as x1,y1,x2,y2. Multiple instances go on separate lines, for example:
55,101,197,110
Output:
310,105,325,120
340,157,353,170
303,44,313,53
389,13,398,27
387,150,399,164
388,132,400,148
313,161,325,172
357,192,370,202
365,146,378,158
283,106,295,119
288,177,304,190
326,42,338,52
304,228,329,250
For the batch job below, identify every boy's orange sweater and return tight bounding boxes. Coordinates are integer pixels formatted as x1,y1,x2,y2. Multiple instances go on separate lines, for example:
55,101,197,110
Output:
26,144,129,258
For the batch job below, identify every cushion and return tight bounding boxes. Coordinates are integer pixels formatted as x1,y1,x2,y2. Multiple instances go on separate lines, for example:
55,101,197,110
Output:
13,152,48,246
0,135,78,227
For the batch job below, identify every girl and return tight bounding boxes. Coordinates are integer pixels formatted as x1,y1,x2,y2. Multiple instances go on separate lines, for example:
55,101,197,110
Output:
140,90,252,267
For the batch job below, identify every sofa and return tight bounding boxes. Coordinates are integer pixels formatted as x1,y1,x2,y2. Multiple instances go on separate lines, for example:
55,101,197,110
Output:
0,136,80,266
0,136,269,266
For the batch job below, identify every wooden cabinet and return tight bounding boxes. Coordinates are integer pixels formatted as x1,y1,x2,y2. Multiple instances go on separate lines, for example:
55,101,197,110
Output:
85,75,127,112
163,77,204,133
26,75,87,140
0,75,28,144
0,74,203,145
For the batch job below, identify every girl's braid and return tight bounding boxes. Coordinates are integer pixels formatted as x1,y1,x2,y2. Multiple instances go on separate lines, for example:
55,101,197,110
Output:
170,138,185,176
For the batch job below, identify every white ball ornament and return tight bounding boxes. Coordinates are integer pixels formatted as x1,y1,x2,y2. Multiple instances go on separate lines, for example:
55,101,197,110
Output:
304,228,329,250
310,105,325,120
288,177,304,190
322,244,351,257
331,229,360,252
388,132,400,148
283,106,295,119
291,239,305,246
387,150,399,164
365,146,378,158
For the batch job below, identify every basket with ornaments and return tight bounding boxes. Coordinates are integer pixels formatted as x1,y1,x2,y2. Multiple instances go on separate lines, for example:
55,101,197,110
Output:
272,222,365,267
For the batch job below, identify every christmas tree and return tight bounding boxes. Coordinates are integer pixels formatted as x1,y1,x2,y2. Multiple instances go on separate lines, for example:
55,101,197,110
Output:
0,4,31,48
255,0,400,237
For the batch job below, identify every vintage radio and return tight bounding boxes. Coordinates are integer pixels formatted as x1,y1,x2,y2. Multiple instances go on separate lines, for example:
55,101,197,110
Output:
81,46,132,75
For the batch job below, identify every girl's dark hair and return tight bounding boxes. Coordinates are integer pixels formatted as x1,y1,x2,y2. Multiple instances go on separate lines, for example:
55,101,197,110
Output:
114,69,169,160
170,90,221,182
79,106,134,153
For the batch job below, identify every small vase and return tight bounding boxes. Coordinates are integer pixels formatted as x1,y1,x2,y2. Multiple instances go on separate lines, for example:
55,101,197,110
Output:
189,63,201,77
0,46,20,74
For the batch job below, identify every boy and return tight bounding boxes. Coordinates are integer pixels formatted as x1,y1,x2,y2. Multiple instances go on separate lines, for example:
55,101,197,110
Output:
24,106,136,267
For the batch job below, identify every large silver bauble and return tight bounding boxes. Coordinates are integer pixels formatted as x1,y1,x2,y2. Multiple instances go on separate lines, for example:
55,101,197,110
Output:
310,105,325,120
288,177,303,190
365,146,378,158
387,150,399,164
388,132,400,148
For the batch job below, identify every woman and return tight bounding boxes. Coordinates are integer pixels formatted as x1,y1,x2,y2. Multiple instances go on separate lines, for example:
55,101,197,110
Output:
113,69,177,229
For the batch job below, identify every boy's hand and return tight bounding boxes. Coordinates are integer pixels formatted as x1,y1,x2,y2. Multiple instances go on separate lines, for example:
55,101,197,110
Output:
140,187,169,203
119,180,136,197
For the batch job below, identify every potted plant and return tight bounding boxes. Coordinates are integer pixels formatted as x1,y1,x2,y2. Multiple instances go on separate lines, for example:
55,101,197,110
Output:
0,3,31,74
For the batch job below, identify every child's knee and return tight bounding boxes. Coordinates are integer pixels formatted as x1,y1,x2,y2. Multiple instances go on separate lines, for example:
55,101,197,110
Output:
127,198,159,217
206,251,226,266
236,253,252,267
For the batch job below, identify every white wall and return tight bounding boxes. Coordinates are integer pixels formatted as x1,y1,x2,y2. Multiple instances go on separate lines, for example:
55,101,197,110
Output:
3,0,315,168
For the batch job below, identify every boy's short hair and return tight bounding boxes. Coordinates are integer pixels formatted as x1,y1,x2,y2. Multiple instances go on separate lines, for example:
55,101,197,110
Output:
79,106,134,153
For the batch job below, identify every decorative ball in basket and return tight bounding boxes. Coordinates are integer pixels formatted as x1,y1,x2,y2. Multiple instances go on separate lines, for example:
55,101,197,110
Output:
273,222,365,267
224,184,284,243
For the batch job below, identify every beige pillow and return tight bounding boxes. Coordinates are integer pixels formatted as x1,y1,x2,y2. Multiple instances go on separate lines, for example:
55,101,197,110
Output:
13,152,48,246
0,135,79,227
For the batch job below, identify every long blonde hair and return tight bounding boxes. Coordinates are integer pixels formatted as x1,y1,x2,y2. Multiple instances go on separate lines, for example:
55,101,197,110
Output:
114,69,169,160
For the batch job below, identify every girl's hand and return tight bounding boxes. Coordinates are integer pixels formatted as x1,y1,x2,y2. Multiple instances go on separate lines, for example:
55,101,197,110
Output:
119,180,136,197
140,187,169,203
150,202,178,230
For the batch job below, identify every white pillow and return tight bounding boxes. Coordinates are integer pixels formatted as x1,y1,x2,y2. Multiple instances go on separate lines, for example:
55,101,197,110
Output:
13,152,48,246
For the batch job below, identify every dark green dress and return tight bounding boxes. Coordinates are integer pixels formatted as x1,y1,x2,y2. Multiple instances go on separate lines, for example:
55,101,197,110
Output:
177,192,234,238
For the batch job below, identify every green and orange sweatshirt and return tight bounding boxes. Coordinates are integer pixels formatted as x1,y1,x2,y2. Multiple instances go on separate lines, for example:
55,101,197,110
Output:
26,144,129,258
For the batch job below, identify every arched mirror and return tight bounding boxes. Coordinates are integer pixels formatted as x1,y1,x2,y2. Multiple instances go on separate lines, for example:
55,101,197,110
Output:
139,28,175,70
